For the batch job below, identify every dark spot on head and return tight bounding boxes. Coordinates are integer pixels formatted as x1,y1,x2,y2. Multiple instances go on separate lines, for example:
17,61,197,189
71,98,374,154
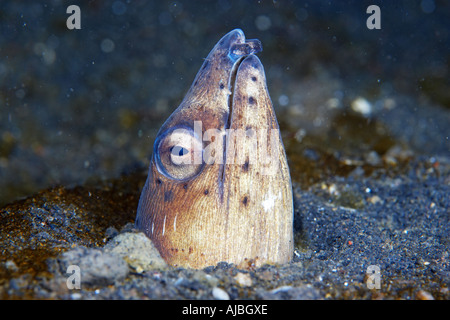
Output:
183,184,188,190
248,96,256,104
156,178,162,185
164,190,174,202
242,160,249,172
219,83,225,90
246,128,255,138
189,247,193,254
251,76,257,82
204,189,209,195
242,196,248,206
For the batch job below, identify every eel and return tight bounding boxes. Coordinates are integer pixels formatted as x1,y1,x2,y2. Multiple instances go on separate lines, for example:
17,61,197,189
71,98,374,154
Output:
136,29,293,269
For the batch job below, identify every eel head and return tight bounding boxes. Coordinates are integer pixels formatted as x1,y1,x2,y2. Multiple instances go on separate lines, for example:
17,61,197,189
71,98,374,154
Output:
136,29,293,269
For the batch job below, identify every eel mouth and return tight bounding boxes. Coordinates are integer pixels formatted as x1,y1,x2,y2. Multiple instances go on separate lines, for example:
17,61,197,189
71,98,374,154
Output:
226,34,262,130
219,32,263,192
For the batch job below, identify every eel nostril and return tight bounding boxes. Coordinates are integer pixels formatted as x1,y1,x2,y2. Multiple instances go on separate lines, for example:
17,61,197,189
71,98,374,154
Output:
228,39,263,62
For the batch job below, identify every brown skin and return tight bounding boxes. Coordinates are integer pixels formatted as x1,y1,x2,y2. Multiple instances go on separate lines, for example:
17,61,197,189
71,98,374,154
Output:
136,29,293,269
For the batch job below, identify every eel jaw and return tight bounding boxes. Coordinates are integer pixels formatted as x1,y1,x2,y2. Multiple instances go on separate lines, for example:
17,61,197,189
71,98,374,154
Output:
224,32,263,131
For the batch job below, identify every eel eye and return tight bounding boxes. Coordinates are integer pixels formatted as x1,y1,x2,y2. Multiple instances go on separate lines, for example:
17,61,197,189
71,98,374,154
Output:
155,127,204,181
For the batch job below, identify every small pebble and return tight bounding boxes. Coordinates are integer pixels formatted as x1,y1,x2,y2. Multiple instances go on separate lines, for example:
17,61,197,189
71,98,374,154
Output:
271,285,292,294
351,97,372,116
103,232,168,272
5,260,18,272
212,287,230,300
416,290,434,300
368,195,383,205
365,151,381,166
234,272,252,287
70,293,82,300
